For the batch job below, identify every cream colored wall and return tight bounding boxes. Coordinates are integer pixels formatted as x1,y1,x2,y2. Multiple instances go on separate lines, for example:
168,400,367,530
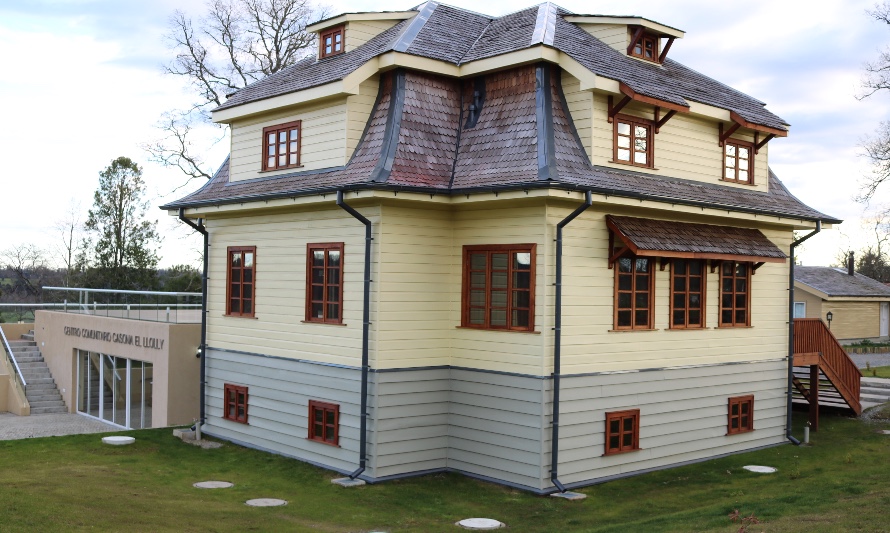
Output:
205,205,374,367
548,200,791,374
562,73,593,159
577,23,628,52
228,97,349,183
588,94,769,193
1,323,35,339
33,311,198,427
165,324,201,425
346,20,399,51
821,301,881,340
346,75,380,158
793,287,824,319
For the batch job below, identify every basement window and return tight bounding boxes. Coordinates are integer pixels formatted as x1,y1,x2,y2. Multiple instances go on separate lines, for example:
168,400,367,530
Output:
308,400,339,446
727,395,754,434
604,409,640,455
224,384,248,424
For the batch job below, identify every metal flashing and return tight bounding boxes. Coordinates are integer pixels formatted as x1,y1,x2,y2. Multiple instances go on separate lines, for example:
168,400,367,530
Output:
463,76,485,129
535,64,558,181
369,69,407,183
531,2,557,46
391,1,438,52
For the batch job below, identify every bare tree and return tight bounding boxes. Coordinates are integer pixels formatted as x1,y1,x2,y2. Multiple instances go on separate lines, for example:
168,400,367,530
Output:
145,0,328,186
860,3,890,203
1,244,60,301
52,200,85,287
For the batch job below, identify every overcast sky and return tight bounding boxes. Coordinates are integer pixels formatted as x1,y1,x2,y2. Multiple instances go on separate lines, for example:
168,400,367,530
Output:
1,0,889,268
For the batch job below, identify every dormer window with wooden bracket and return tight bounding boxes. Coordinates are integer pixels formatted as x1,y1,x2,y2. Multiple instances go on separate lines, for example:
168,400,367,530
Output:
627,26,675,64
718,111,788,185
319,24,344,58
608,82,690,169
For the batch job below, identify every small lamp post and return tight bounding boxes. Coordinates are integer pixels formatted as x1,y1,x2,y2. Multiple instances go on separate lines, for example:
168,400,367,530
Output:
826,311,833,330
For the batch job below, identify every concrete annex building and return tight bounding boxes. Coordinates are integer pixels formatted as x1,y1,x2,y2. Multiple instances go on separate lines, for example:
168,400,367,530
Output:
164,3,844,493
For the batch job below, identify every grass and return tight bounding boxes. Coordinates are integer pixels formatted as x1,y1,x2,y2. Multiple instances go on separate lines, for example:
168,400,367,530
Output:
861,365,890,379
1,412,890,532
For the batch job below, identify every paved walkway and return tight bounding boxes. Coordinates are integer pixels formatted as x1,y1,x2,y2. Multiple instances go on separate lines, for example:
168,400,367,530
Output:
0,412,120,441
849,351,890,369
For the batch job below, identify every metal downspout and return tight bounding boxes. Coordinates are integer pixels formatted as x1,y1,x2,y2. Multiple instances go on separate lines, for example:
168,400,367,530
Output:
551,191,593,492
336,191,372,480
787,221,821,445
178,208,209,428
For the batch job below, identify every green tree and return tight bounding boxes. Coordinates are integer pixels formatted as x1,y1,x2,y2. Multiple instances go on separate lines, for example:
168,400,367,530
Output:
159,264,202,292
79,157,160,290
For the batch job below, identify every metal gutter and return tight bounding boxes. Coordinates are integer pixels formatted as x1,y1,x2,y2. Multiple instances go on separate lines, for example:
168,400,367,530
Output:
786,221,821,445
178,208,209,429
550,190,593,492
336,191,373,480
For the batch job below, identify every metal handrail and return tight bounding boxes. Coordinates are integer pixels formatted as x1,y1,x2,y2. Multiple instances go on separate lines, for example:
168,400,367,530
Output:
43,287,201,297
0,326,27,390
0,303,201,308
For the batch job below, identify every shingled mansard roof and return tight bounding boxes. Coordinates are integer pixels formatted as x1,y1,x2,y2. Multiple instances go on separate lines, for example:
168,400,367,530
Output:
796,267,890,298
164,2,837,224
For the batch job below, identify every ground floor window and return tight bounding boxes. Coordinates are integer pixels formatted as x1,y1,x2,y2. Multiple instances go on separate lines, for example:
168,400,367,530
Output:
308,400,339,446
727,395,754,434
224,384,249,424
604,409,640,455
76,350,152,429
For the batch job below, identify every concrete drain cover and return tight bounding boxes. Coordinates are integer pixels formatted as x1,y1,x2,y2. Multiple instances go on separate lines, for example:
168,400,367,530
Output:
102,436,135,446
881,430,890,435
743,465,777,473
246,498,287,507
194,481,234,489
456,518,504,530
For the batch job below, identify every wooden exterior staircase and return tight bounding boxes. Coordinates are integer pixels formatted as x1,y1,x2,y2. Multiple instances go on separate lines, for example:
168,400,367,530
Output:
792,318,862,429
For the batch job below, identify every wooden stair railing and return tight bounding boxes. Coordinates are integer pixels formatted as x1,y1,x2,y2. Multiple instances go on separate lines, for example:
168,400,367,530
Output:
793,318,861,415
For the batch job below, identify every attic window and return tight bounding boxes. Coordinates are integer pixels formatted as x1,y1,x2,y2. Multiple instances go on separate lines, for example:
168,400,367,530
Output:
630,33,658,61
319,25,344,58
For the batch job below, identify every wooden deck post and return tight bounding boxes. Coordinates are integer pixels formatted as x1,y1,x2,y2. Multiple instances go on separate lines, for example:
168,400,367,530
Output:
809,364,819,431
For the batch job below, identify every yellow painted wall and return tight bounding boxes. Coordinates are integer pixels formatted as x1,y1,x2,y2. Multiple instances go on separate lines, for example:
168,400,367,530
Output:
346,75,380,158
562,73,593,159
821,301,881,340
577,23,628,52
793,287,824,320
346,20,400,51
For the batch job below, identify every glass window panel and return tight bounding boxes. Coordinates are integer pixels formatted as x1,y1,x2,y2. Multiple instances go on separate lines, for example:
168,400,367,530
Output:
736,263,747,276
635,259,649,273
231,284,241,297
327,268,339,284
688,310,701,325
469,308,484,324
230,299,240,313
725,168,735,179
311,302,323,318
328,251,340,266
617,148,630,161
739,158,748,170
722,278,733,292
674,260,687,275
279,131,287,143
635,310,648,325
690,294,701,308
268,145,275,156
609,435,620,449
268,157,276,168
618,275,632,291
673,294,685,309
232,254,242,267
490,291,507,307
513,291,530,308
470,253,486,269
514,252,531,268
243,269,252,283
739,171,749,182
618,122,631,135
610,419,620,433
722,294,733,308
290,129,299,140
735,310,746,323
313,250,325,266
735,294,746,308
635,293,648,309
289,153,297,165
618,258,632,273
513,271,530,289
326,410,335,424
617,136,630,148
635,275,649,291
490,309,507,326
618,293,632,308
491,271,507,289
634,138,647,152
726,145,736,156
634,152,647,164
736,279,747,292
492,253,508,269
634,126,647,138
312,268,324,283
731,418,739,429
673,310,685,325
623,433,633,446
243,285,252,299
739,147,749,158
470,290,485,306
617,310,632,327
279,154,286,165
512,310,529,327
470,272,486,288
741,402,749,415
726,156,736,167
690,277,701,292
327,304,339,319
689,261,702,275
722,310,733,324
312,285,323,300
244,253,254,267
243,300,251,313
674,277,686,291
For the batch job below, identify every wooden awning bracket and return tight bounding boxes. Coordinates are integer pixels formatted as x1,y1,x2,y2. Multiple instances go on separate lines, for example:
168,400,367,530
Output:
720,111,787,148
627,26,645,56
658,37,675,64
755,133,775,154
659,257,669,271
752,262,765,273
654,107,677,133
608,246,630,269
608,95,632,124
718,122,741,147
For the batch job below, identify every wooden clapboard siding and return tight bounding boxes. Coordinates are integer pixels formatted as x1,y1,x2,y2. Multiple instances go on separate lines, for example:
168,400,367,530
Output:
577,23,628,52
205,207,373,366
590,95,769,192
228,98,349,182
551,359,786,485
203,349,363,475
346,20,400,51
545,201,791,375
821,300,881,340
794,287,824,319
561,73,593,159
346,75,379,158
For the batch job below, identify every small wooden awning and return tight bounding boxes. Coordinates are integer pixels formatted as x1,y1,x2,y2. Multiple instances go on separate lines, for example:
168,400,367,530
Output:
606,215,787,264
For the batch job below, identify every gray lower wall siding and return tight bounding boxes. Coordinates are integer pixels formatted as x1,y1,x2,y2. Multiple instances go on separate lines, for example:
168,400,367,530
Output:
203,349,788,492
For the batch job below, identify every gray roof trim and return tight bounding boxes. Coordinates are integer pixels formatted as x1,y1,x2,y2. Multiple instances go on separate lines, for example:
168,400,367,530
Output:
369,70,406,183
536,64,558,181
392,1,437,52
532,2,557,46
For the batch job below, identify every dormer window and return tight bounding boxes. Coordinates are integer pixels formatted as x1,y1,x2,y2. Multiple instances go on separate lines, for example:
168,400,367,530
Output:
262,121,301,171
630,33,658,61
319,25,344,58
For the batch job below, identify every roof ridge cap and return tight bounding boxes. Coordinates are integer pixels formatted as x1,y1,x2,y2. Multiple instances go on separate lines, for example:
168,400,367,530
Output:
391,1,439,52
531,3,558,46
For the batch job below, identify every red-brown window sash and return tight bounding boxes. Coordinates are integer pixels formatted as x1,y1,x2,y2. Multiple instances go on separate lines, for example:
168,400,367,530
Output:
727,395,754,434
630,34,659,61
261,121,301,171
613,254,654,330
462,244,536,331
308,400,339,446
605,409,640,455
226,246,256,317
722,139,755,185
224,384,248,424
613,114,654,168
305,243,344,324
670,259,706,329
319,25,344,58
719,261,751,327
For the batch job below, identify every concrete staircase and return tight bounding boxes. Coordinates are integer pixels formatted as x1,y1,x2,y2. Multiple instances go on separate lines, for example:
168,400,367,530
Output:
8,331,68,415
861,377,890,410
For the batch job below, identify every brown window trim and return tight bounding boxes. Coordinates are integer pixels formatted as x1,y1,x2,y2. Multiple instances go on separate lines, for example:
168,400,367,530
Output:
629,33,659,62
226,246,256,318
261,120,302,172
670,259,706,329
308,400,339,446
461,244,536,332
722,138,755,185
719,261,751,328
319,24,345,58
224,383,248,424
305,242,344,324
613,253,655,330
727,395,754,435
613,114,654,169
604,409,640,455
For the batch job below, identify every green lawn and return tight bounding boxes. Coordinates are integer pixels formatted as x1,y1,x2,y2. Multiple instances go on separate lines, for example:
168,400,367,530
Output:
862,365,890,379
1,412,889,532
